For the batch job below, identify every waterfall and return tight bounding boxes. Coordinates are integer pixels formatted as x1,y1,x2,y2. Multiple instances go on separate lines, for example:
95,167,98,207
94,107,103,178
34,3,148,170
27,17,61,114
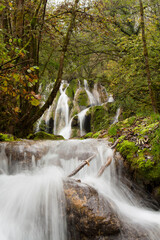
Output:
0,139,160,240
54,81,69,137
84,80,97,106
92,83,101,105
78,108,90,136
112,107,121,124
108,94,114,102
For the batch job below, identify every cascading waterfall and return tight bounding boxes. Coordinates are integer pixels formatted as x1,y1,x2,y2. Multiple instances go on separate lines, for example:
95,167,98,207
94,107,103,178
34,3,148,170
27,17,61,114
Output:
113,107,121,124
108,94,114,102
84,79,98,106
0,139,160,240
36,79,117,138
78,108,90,136
54,81,69,137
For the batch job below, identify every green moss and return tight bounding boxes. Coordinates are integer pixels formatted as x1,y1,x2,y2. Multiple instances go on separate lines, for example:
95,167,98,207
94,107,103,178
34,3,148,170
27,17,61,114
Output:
92,131,101,138
151,127,160,162
138,122,159,135
66,79,78,99
133,151,154,171
117,140,138,161
76,90,89,107
108,137,114,143
0,133,15,142
89,106,111,132
84,132,93,138
108,125,118,136
27,131,64,140
118,135,126,142
102,134,108,138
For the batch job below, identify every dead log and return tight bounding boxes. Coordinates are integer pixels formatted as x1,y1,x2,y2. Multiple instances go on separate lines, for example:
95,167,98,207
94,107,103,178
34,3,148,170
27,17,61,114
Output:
68,154,96,177
111,139,119,149
97,156,112,177
97,149,116,177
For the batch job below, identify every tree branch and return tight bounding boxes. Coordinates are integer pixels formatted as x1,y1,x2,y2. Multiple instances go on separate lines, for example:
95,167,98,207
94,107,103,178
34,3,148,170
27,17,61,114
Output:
68,154,96,177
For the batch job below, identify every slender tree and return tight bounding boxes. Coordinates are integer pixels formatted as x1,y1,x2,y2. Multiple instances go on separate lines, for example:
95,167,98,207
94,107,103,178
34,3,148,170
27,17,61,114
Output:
139,0,157,113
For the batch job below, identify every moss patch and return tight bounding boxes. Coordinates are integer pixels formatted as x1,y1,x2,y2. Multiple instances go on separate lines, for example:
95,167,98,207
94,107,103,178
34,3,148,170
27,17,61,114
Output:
27,131,64,140
0,133,15,142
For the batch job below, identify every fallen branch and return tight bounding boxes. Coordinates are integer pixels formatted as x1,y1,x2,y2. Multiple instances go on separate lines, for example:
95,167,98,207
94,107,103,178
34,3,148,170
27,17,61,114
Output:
97,149,116,177
111,139,119,149
97,157,112,177
68,154,96,177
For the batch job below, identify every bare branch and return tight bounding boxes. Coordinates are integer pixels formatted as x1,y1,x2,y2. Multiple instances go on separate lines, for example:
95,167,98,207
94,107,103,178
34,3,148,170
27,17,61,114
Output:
68,154,96,177
111,139,119,149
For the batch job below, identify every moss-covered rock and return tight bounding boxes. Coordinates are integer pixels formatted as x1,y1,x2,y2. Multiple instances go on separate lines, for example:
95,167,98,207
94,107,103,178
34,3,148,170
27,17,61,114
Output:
0,133,15,142
75,89,89,107
27,131,64,140
87,104,117,132
66,79,78,99
106,114,160,196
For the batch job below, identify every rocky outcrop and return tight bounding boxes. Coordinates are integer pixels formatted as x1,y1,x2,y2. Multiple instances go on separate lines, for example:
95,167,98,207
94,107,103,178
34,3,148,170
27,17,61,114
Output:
64,179,121,239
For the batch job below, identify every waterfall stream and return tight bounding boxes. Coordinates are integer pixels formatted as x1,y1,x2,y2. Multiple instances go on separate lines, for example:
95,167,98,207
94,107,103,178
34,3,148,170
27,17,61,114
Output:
0,139,160,240
37,80,119,138
54,81,69,137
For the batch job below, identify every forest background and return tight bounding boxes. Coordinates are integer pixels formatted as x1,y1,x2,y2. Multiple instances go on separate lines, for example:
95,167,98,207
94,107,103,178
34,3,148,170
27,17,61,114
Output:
0,0,160,137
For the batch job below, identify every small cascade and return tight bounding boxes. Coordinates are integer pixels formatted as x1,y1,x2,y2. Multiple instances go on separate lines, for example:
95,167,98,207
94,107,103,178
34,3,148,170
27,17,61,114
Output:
54,81,69,137
59,117,73,140
108,94,114,102
78,108,90,136
113,107,121,124
84,79,97,106
92,83,101,105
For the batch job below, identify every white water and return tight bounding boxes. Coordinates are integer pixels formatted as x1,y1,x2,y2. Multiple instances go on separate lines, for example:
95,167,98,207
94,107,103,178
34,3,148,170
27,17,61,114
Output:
54,81,69,137
108,94,114,102
92,83,101,105
0,139,160,239
84,80,97,106
113,107,121,124
78,108,90,136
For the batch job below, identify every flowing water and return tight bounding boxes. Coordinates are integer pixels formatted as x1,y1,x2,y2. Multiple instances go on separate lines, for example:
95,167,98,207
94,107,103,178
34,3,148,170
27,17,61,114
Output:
78,108,90,136
54,81,69,137
0,139,160,240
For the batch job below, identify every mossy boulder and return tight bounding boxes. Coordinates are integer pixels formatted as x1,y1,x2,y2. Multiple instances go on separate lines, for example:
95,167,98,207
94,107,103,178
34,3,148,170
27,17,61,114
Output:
66,79,78,99
27,131,64,140
0,133,15,142
107,114,160,197
75,89,89,107
87,103,117,132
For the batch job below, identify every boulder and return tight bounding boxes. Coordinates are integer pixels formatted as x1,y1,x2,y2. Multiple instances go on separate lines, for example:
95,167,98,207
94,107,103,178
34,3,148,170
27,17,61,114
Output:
64,179,121,239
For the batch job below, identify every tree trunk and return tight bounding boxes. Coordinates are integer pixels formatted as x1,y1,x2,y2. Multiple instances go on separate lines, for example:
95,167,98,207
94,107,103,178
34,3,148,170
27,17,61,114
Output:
16,0,24,39
139,0,157,113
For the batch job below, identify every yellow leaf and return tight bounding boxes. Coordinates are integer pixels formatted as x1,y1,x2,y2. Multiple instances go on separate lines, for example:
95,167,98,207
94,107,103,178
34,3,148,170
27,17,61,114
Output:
14,107,20,113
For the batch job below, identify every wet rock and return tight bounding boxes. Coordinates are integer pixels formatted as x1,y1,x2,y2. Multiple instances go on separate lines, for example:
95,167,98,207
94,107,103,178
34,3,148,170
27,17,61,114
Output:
4,141,49,163
64,179,121,239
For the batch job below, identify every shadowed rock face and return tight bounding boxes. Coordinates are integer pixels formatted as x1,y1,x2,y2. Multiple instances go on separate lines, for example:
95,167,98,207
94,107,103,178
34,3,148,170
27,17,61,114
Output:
64,179,121,240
